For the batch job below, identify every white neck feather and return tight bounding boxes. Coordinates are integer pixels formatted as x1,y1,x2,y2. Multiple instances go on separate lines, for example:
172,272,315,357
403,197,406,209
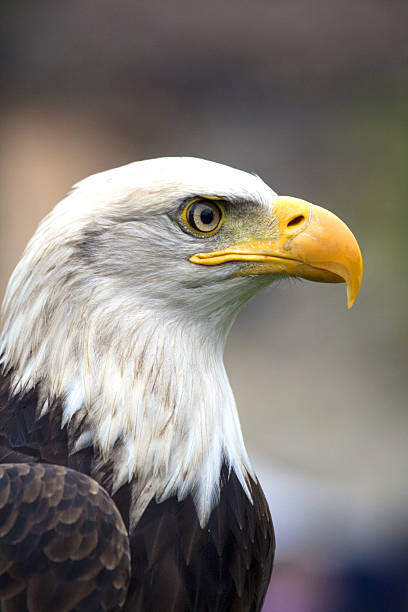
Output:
1,270,255,528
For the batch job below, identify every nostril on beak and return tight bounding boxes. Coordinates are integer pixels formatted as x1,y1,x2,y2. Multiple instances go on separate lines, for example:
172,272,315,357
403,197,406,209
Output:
287,214,305,228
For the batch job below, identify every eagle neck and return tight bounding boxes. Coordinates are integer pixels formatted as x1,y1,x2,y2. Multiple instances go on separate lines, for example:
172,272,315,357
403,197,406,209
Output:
1,301,254,528
90,312,255,528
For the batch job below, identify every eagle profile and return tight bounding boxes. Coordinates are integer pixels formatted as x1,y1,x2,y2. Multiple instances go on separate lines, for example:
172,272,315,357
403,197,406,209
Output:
0,157,362,611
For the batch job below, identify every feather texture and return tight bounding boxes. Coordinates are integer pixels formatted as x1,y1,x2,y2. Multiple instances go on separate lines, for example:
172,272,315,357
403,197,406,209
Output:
0,462,130,611
0,372,274,611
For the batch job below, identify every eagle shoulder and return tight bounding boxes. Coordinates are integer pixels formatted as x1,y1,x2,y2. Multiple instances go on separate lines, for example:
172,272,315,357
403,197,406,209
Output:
0,462,130,611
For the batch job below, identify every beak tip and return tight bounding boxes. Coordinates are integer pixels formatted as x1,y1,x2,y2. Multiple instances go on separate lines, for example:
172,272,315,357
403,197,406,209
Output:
346,274,363,309
345,246,363,309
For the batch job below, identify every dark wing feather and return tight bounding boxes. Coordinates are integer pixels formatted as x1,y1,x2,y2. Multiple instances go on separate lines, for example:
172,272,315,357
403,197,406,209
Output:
0,463,130,611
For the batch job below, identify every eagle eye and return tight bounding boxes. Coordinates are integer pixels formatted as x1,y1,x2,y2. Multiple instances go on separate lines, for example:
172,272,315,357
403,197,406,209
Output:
181,199,225,236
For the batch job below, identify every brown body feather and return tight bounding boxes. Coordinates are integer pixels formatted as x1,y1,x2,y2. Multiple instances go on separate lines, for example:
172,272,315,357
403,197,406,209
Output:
0,463,130,611
0,371,274,611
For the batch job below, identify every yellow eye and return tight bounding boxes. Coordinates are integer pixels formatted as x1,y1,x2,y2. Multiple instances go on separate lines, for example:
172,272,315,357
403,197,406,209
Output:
181,199,225,236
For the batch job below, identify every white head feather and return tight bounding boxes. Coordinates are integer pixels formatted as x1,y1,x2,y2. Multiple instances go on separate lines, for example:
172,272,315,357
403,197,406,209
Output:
0,157,277,526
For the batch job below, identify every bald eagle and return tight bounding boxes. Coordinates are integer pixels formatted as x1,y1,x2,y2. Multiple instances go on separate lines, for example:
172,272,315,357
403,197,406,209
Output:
0,158,362,611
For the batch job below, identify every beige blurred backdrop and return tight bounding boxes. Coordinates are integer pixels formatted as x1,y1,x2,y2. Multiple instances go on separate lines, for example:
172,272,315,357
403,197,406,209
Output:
1,1,407,609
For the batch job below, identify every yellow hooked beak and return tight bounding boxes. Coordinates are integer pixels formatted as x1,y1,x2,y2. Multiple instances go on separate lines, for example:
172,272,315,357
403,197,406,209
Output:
190,196,363,308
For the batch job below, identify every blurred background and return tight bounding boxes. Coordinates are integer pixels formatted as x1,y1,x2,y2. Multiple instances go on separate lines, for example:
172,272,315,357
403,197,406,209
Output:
1,1,407,609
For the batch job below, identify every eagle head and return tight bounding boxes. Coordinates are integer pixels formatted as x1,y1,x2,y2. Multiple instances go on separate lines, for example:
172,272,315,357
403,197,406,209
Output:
0,157,362,526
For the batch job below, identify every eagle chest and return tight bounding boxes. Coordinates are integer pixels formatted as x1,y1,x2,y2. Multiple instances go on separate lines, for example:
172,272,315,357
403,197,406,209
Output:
116,467,275,612
0,377,274,611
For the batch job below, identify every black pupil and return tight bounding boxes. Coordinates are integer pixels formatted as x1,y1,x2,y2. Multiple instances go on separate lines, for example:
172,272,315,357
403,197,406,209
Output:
200,206,214,225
